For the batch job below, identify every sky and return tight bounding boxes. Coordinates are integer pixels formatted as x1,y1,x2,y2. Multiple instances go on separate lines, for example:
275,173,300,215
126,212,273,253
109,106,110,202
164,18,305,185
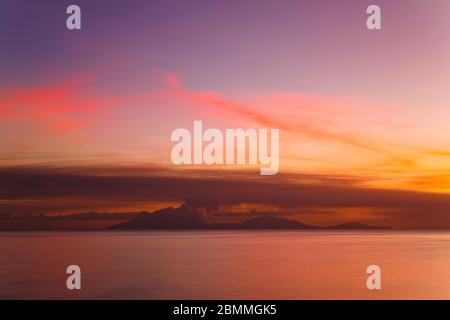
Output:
1,0,450,228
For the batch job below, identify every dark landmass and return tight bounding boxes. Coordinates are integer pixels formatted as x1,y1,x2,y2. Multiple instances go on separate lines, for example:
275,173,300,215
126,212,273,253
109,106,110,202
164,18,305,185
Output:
0,211,142,230
0,211,143,221
109,215,322,230
108,205,388,231
327,222,388,230
109,206,205,230
0,205,390,231
109,216,387,231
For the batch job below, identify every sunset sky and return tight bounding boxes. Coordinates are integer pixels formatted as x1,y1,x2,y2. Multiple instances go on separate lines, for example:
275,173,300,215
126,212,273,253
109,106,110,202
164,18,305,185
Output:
1,0,450,228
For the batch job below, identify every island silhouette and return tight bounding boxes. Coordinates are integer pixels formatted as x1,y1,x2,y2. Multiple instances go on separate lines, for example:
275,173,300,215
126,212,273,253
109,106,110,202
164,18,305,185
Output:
108,205,388,230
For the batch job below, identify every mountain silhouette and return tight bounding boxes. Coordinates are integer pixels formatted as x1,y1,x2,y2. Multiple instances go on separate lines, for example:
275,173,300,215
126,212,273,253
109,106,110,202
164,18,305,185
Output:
109,205,205,230
109,207,388,230
237,217,318,229
327,222,387,230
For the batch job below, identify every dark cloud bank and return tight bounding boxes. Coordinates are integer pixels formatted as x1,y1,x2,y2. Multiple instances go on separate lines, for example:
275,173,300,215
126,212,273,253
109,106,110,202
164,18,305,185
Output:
1,166,450,229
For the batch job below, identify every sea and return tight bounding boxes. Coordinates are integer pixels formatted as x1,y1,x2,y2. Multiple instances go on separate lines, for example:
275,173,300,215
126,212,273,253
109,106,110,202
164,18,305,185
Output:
0,231,449,299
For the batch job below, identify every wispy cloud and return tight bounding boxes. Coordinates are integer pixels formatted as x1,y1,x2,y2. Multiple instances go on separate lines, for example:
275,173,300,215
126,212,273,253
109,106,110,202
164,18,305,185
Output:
2,71,450,193
0,74,108,134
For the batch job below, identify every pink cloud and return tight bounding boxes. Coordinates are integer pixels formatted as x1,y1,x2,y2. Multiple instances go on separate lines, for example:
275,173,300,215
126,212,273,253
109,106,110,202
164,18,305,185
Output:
0,74,106,134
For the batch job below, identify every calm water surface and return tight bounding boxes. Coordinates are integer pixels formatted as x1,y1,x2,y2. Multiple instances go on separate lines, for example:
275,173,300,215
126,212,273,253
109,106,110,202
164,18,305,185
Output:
1,231,449,299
